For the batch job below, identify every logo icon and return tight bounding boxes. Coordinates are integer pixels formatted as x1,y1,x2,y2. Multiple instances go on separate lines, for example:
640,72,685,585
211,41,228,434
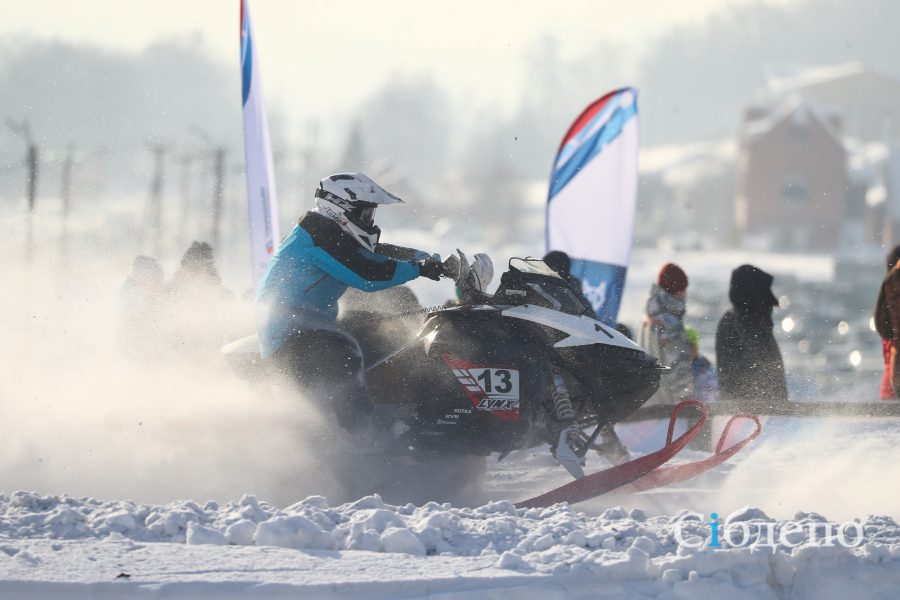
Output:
442,355,520,422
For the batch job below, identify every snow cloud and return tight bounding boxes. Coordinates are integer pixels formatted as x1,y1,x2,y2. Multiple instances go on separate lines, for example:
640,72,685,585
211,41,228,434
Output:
0,221,336,506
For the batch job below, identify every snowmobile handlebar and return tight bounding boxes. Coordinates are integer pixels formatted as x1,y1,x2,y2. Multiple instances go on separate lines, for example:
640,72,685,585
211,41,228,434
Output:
441,249,470,286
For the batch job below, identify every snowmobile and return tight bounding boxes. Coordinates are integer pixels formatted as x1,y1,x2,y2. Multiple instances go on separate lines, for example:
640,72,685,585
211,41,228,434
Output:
224,253,760,506
228,255,659,466
345,255,661,476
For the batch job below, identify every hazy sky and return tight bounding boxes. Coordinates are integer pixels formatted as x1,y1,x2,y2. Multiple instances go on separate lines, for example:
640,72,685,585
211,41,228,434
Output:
2,0,797,117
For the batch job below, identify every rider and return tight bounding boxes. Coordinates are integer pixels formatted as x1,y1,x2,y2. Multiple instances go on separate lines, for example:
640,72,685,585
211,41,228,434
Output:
255,172,445,429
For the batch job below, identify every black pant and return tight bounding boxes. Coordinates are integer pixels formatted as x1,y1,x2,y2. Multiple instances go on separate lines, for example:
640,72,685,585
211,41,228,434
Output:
268,328,371,430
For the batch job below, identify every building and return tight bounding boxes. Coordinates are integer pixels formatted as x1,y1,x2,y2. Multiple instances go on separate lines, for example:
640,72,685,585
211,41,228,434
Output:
637,63,900,253
762,63,900,145
638,140,737,250
736,97,848,251
760,64,900,247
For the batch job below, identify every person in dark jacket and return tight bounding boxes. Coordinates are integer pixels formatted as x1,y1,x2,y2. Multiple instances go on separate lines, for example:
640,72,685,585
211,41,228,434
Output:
614,322,634,340
715,264,788,409
168,241,226,297
119,256,165,359
873,244,900,399
543,251,577,289
166,241,236,361
542,250,596,317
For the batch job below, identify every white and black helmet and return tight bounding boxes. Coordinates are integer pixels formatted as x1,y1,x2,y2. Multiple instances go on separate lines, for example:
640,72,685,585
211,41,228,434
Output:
313,173,404,251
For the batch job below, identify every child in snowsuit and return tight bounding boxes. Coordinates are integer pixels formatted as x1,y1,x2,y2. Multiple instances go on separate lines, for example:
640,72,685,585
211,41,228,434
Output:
684,325,717,404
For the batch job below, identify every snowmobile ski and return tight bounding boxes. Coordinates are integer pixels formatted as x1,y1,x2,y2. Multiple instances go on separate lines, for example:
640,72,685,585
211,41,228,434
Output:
609,412,761,495
516,400,708,508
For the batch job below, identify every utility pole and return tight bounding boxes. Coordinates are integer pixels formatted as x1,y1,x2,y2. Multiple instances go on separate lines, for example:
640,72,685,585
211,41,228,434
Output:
211,146,226,251
61,144,74,217
141,142,168,259
300,118,320,215
7,118,38,265
59,143,75,269
190,125,227,258
177,149,196,249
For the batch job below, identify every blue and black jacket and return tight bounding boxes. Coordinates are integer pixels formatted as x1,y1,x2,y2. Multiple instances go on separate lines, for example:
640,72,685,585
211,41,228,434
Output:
256,212,423,358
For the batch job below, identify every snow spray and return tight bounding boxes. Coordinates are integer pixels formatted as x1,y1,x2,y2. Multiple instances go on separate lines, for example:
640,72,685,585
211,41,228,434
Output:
0,218,343,507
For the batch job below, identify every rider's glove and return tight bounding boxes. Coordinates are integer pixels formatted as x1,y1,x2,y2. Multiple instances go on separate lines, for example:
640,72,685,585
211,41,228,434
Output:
417,258,445,281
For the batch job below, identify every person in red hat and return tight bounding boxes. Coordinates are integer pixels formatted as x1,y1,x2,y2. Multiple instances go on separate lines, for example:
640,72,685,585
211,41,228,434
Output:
639,262,693,404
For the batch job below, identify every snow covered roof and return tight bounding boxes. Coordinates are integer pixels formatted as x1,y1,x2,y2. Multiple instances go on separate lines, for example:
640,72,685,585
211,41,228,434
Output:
846,138,890,174
742,95,842,146
763,62,869,96
866,183,888,207
845,137,891,193
639,138,737,187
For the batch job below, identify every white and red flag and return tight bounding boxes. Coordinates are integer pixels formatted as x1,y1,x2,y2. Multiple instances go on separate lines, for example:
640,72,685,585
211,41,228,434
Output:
546,88,639,325
241,0,280,286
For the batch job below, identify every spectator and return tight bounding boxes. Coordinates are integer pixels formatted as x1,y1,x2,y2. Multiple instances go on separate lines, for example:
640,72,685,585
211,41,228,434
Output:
118,256,165,359
166,241,236,361
685,325,718,403
639,263,693,404
543,251,577,288
614,322,634,340
168,241,229,299
715,264,788,409
542,250,596,317
873,244,900,399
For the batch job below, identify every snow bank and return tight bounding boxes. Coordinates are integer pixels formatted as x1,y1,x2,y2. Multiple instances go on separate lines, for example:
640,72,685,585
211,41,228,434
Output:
2,491,900,598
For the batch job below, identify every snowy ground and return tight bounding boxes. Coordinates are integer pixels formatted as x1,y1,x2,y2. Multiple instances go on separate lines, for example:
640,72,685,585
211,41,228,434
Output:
3,488,900,599
3,413,900,599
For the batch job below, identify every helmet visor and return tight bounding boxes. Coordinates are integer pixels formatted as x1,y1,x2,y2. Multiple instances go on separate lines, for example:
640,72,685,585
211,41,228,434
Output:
352,206,376,227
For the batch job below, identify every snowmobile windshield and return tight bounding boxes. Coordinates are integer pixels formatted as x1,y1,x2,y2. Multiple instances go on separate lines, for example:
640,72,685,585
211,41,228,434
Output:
492,259,593,317
524,279,593,316
509,258,563,279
